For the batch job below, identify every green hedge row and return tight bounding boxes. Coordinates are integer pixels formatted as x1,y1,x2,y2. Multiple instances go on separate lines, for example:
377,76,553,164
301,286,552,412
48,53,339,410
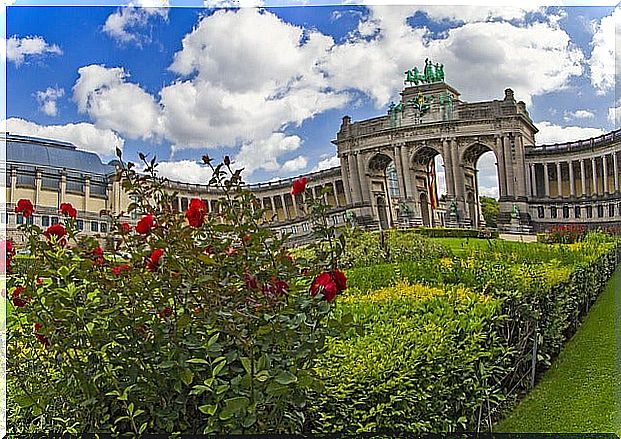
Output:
415,227,499,239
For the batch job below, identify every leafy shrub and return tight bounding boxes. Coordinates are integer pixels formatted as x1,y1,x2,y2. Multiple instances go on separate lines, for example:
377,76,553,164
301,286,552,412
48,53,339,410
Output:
416,227,499,239
309,282,508,433
8,154,348,435
540,224,588,244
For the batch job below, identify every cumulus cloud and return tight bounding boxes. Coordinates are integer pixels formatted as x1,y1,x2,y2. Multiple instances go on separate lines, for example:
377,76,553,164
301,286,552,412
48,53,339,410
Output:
588,6,619,95
535,121,607,144
4,35,62,66
233,133,303,176
6,117,125,159
73,64,162,140
203,0,264,8
608,104,621,126
35,86,65,116
281,156,308,173
312,154,341,172
155,160,214,184
103,3,168,45
415,5,545,24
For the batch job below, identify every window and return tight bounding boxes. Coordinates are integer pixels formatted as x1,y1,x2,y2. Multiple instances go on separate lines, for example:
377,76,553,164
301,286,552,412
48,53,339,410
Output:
609,204,615,218
537,206,544,218
586,206,593,218
16,214,23,225
91,221,99,232
550,206,557,219
16,172,35,187
181,198,189,211
386,162,400,198
42,175,60,190
77,220,84,231
574,206,581,219
562,206,569,219
597,205,604,218
90,178,108,196
42,215,50,227
291,225,298,234
51,216,59,225
302,222,309,232
100,223,108,233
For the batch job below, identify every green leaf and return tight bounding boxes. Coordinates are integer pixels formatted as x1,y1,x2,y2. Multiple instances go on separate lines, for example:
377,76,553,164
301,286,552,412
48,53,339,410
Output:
198,404,218,416
224,396,249,413
180,369,194,386
274,370,297,385
241,412,257,428
186,358,209,364
240,357,252,375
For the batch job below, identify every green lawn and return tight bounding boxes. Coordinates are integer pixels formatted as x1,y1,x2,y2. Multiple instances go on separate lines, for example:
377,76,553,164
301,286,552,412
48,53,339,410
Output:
430,237,504,255
496,265,620,434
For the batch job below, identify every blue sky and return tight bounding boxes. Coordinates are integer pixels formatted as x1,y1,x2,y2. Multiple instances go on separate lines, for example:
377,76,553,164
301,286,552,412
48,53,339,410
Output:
4,3,619,197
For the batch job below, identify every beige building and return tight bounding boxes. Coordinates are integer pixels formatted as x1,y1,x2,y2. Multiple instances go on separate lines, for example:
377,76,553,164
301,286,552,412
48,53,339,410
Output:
4,78,621,244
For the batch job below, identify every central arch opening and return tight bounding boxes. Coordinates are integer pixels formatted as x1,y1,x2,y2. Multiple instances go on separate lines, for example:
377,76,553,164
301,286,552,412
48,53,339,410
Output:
411,146,447,227
368,153,399,229
462,144,500,229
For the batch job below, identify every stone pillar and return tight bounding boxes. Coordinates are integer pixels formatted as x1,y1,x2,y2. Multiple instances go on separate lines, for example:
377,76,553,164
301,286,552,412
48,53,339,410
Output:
529,164,537,197
580,159,586,196
84,176,90,214
516,135,528,197
340,154,352,205
356,152,369,202
592,157,598,195
450,138,464,201
280,194,290,220
393,145,405,199
556,161,562,198
290,192,298,218
614,152,619,193
401,146,415,200
60,172,67,205
10,169,16,204
569,160,575,197
544,163,550,197
332,181,341,207
603,155,609,194
442,139,455,198
34,170,41,207
349,153,361,203
496,136,507,198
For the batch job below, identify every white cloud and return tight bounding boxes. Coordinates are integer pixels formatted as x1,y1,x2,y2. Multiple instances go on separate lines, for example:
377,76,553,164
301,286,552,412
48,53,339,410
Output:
233,133,302,175
535,121,607,144
607,104,621,126
476,151,499,199
312,154,341,172
103,4,168,45
281,155,308,172
72,64,162,141
323,6,584,106
588,6,619,95
203,0,264,8
155,160,214,184
35,86,65,116
416,5,545,23
6,117,125,159
4,35,62,66
570,109,595,119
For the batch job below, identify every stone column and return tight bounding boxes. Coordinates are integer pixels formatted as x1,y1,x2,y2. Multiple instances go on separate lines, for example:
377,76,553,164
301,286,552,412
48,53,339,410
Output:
614,152,619,193
516,135,528,197
450,138,464,201
270,196,277,221
332,181,341,207
393,144,405,199
60,172,67,205
442,139,455,198
496,136,507,198
603,155,609,194
556,161,562,198
10,169,16,204
84,176,90,213
544,163,550,197
580,159,586,196
529,163,537,197
401,146,415,200
34,170,41,207
592,157,598,195
340,154,352,205
280,194,290,220
569,160,575,197
349,153,361,203
356,152,369,202
291,192,298,218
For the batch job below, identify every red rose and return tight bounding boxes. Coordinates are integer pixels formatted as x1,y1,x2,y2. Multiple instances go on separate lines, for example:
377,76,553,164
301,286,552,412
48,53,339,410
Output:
34,323,43,332
111,263,131,276
15,199,34,218
244,273,259,291
204,245,214,254
35,332,50,347
136,214,155,235
36,277,44,285
3,240,15,274
263,278,289,298
186,198,207,228
120,223,132,233
44,224,67,241
243,233,251,243
93,247,104,257
332,269,347,292
159,306,172,318
146,248,164,272
291,177,308,196
11,286,30,308
59,202,77,218
310,270,346,303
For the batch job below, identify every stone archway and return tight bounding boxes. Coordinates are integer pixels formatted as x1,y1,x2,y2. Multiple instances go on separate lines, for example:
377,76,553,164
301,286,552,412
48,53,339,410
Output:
368,152,399,228
410,146,446,228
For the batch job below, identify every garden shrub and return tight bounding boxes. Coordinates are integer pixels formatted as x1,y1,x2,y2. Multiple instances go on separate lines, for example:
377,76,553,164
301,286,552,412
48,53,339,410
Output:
309,282,509,433
7,153,349,435
415,227,499,239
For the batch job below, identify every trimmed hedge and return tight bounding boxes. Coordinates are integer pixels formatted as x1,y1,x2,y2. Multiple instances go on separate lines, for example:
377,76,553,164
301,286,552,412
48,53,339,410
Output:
415,227,499,239
309,283,508,433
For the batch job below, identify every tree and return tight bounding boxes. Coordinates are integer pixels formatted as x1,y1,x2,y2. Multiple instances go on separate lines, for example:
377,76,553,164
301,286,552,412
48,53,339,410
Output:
480,196,499,229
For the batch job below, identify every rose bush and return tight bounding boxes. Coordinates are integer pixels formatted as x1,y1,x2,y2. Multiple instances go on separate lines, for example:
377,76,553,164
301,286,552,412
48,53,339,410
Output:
8,152,347,435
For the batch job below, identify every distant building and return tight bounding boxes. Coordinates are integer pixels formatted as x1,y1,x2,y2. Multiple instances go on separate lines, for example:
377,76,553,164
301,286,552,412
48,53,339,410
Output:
4,75,621,244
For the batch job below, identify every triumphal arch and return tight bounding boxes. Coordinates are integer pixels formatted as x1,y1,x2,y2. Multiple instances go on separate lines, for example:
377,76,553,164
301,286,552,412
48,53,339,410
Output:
334,59,536,232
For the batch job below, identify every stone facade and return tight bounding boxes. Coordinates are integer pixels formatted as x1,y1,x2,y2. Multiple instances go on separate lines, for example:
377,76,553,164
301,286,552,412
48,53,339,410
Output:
4,80,621,245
